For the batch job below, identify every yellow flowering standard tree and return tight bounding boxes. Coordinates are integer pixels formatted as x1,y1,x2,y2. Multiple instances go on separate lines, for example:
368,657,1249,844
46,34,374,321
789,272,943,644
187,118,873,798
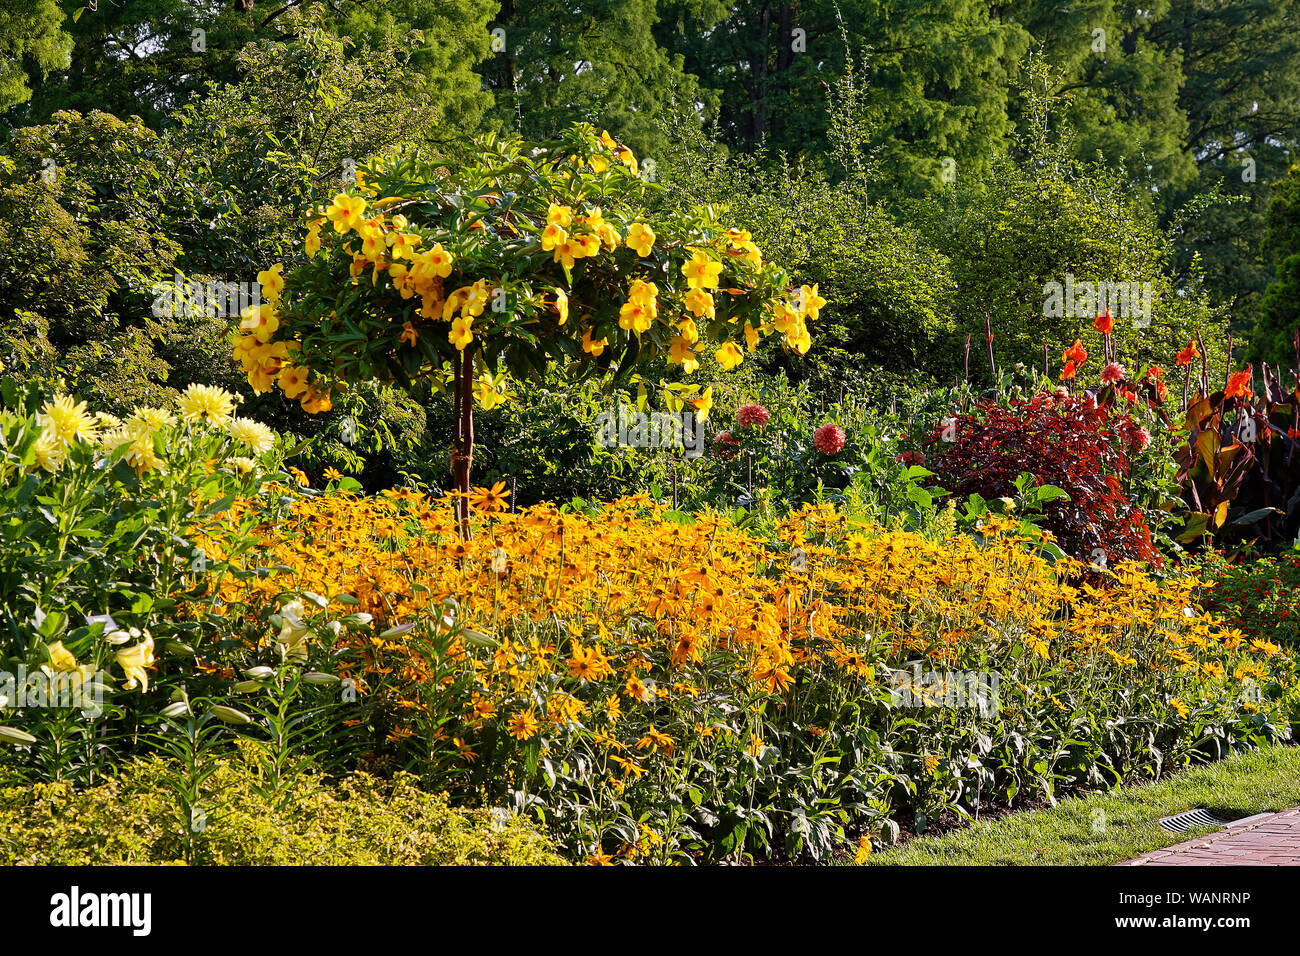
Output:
232,123,820,532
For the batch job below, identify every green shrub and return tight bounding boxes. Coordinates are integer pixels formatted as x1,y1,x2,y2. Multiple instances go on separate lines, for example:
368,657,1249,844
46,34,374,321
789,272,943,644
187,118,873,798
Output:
0,754,565,866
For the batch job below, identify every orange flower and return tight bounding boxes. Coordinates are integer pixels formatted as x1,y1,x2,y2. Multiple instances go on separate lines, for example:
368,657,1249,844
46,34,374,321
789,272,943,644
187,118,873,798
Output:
1061,360,1078,380
1225,367,1254,400
1093,309,1114,335
1062,339,1088,366
1176,341,1200,366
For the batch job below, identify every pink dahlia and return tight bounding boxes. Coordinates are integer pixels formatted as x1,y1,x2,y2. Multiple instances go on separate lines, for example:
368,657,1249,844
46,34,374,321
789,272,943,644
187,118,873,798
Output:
1100,362,1126,385
1119,420,1152,453
737,403,771,429
895,450,926,467
813,423,846,455
712,431,739,460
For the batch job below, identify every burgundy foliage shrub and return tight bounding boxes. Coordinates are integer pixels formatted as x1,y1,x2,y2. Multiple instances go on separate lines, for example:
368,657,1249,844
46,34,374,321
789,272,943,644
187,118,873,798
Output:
924,392,1160,566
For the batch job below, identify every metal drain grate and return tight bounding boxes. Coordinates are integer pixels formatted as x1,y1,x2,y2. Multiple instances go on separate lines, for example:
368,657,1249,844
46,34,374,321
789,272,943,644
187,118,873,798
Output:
1158,808,1228,833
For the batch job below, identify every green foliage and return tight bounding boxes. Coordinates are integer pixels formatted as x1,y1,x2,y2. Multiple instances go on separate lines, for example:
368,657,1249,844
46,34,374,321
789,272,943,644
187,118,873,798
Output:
657,119,959,380
657,0,1030,188
12,1,493,136
161,17,456,280
0,378,286,782
0,753,565,865
0,1,69,112
916,98,1221,376
0,110,182,411
486,0,713,158
409,372,674,505
1251,165,1300,367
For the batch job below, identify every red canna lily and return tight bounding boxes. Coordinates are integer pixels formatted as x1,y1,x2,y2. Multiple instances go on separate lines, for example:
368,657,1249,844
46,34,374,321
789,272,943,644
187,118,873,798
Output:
1093,309,1114,335
1175,341,1200,366
1062,339,1088,365
1061,360,1078,380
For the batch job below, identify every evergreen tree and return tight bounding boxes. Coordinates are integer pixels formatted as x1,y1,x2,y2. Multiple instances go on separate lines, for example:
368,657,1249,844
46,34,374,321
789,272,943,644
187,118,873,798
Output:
1251,165,1300,369
483,0,713,158
9,0,493,134
657,0,1031,192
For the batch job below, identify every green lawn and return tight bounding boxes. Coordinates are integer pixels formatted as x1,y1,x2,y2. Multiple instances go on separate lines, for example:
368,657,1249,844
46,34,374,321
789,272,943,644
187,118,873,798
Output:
867,744,1300,866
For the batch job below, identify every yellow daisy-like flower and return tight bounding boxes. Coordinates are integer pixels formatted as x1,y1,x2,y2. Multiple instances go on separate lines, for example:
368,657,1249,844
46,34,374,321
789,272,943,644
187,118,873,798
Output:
508,710,539,740
176,383,236,425
37,394,98,446
225,417,275,454
468,481,511,512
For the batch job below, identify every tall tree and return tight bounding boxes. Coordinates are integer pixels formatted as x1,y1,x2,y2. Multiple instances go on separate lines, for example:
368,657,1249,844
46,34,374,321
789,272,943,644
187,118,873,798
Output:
656,0,1030,190
483,0,713,158
1250,164,1300,368
0,0,70,113
1149,0,1300,333
8,0,493,134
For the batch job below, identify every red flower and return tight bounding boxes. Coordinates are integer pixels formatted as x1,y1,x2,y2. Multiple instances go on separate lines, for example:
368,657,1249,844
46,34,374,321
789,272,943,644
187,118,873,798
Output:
813,424,846,455
1061,360,1078,380
1062,339,1088,365
736,403,770,429
1093,309,1114,335
712,431,739,460
1175,341,1200,366
1100,362,1125,385
1225,368,1254,400
896,450,926,467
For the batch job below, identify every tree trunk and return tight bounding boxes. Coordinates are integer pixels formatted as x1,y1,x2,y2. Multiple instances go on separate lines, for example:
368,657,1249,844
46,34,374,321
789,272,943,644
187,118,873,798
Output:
451,347,476,538
751,2,771,146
